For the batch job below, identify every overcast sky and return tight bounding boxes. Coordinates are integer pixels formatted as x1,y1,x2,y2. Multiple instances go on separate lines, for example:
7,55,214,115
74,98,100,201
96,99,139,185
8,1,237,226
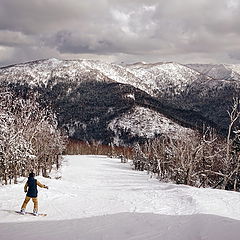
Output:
0,0,239,66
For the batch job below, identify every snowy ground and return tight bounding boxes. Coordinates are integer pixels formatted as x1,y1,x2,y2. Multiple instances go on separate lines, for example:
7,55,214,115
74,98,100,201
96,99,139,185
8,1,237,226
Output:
1,155,240,240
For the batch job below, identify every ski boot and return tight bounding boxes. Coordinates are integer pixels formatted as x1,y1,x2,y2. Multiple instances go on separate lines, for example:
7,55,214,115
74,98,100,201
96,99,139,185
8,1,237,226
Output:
33,209,38,216
20,208,26,215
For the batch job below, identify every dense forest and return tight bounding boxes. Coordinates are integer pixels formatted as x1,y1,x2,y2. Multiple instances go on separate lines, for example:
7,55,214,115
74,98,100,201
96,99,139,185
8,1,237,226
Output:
1,78,238,145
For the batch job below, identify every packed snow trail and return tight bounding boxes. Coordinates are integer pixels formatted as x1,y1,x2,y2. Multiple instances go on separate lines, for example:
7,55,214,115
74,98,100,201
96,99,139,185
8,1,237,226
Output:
1,155,240,239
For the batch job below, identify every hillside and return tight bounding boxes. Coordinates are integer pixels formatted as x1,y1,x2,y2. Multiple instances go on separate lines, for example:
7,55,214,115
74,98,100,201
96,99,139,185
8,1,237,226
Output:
1,155,240,240
108,106,194,145
186,63,240,80
1,59,240,143
127,62,212,97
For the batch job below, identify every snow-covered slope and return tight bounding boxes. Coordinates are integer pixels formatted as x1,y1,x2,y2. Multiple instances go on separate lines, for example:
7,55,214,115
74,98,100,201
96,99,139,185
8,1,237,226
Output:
1,58,240,95
0,58,119,85
127,62,211,96
0,58,141,87
1,155,240,239
0,58,204,144
0,58,217,97
1,58,240,142
109,106,194,144
1,58,240,99
187,63,240,80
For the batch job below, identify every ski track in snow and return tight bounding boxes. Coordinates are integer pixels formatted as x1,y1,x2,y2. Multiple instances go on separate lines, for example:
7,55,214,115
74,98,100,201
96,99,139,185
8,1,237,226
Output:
1,155,240,240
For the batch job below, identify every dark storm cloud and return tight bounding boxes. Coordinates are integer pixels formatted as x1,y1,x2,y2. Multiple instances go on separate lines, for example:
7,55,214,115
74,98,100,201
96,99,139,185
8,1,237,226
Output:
0,0,240,66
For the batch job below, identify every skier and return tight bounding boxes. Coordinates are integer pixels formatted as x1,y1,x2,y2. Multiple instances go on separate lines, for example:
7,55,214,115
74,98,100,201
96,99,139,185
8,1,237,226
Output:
20,172,48,216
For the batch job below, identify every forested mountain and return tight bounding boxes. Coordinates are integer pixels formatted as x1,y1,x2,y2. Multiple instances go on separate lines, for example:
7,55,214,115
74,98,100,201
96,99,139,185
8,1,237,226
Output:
0,58,239,145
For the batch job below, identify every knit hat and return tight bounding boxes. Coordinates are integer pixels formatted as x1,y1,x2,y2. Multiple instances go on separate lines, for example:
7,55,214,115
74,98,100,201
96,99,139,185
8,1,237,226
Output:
29,172,35,178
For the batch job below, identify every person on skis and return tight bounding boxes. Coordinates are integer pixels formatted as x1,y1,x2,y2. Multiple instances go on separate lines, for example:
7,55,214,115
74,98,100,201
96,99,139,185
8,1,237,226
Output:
20,172,48,216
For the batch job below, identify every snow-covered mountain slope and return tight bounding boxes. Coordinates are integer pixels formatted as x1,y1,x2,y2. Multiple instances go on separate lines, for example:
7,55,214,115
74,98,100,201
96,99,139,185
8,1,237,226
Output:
1,58,240,99
1,58,240,142
0,58,119,85
1,58,240,94
1,155,240,239
187,63,240,80
127,62,212,96
108,106,194,144
0,58,215,97
0,58,142,88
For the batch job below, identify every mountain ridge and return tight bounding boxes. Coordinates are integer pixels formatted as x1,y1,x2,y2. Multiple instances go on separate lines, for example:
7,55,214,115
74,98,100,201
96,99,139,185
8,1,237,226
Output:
1,58,240,144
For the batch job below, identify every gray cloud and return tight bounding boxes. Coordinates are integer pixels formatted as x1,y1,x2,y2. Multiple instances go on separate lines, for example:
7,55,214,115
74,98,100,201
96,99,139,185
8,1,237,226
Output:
0,30,34,47
0,0,240,66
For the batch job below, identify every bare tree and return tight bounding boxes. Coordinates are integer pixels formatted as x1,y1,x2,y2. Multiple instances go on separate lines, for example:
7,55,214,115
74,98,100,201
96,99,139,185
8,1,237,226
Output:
226,98,240,162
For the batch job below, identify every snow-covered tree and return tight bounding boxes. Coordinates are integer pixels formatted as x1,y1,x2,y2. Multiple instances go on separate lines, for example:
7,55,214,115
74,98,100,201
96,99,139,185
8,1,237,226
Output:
0,89,67,184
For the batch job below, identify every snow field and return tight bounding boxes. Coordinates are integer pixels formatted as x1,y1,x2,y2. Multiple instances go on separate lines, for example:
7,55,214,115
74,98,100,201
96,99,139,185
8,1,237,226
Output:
1,155,240,240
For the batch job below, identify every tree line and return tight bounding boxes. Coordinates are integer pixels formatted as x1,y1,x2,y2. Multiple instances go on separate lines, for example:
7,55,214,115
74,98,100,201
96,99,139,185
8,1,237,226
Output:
132,98,240,191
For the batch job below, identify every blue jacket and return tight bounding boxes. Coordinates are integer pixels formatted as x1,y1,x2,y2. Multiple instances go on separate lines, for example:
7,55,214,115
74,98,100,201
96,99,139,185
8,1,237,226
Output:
26,177,38,198
24,177,47,198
